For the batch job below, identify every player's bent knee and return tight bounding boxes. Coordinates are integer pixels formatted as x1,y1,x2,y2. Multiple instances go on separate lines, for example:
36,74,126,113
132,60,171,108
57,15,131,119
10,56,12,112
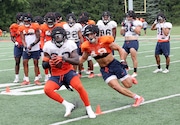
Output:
122,82,132,88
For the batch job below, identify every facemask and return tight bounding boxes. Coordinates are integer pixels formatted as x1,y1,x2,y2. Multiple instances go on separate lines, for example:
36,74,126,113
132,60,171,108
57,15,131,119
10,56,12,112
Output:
48,25,54,28
24,24,30,27
19,22,24,26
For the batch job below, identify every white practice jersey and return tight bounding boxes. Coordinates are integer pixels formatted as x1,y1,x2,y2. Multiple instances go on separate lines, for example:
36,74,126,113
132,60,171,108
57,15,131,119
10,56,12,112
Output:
25,34,40,52
81,24,88,36
96,20,117,36
142,21,148,28
156,22,172,41
63,23,82,42
124,20,142,37
43,40,77,57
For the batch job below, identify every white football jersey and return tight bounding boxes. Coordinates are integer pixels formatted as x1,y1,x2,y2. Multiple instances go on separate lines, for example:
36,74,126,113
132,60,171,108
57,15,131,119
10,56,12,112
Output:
43,40,77,57
156,22,172,41
96,20,117,36
81,24,88,36
124,20,142,37
63,23,82,42
25,34,40,52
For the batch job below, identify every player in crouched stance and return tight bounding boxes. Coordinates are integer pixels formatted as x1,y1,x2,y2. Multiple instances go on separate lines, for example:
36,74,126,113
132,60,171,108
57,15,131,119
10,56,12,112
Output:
42,27,96,118
80,25,144,107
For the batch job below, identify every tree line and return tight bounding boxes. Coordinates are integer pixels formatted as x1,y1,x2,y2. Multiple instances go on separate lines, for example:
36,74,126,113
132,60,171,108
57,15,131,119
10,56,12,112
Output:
0,0,179,31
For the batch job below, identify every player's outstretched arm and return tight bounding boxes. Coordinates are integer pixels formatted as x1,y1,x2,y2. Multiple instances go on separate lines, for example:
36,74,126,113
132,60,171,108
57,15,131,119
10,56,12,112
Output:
79,51,89,64
109,42,125,60
63,49,79,65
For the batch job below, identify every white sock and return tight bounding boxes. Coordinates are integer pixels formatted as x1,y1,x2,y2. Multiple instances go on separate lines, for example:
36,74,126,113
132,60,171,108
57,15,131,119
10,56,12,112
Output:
34,76,39,81
62,100,69,106
24,77,29,82
86,105,92,111
133,94,140,99
15,74,19,79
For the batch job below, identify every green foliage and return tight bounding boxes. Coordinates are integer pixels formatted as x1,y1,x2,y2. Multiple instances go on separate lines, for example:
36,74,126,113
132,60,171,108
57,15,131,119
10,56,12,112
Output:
0,0,180,30
0,0,29,31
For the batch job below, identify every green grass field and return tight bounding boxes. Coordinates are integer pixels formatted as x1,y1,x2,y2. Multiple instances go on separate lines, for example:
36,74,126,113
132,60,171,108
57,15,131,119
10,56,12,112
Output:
0,27,180,125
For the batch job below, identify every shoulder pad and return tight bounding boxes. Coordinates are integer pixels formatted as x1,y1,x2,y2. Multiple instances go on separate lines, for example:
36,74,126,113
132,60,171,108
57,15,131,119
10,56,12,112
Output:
31,23,40,29
81,41,90,52
134,20,143,27
88,20,96,25
164,22,172,28
99,36,114,44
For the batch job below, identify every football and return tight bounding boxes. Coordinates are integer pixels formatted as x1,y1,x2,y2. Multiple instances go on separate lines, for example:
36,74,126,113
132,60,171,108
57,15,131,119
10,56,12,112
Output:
55,61,63,68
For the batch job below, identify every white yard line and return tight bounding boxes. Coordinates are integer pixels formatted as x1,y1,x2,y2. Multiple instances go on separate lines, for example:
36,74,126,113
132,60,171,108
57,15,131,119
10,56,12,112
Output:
49,94,180,125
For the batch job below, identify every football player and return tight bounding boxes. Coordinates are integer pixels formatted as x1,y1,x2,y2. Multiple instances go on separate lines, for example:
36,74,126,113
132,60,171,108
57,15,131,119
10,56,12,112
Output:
40,12,63,82
120,10,142,77
42,27,96,118
97,11,117,38
80,25,144,107
78,15,95,78
19,13,41,85
33,15,44,79
9,12,24,83
151,13,172,73
96,11,117,66
80,11,96,25
33,16,44,25
63,13,84,77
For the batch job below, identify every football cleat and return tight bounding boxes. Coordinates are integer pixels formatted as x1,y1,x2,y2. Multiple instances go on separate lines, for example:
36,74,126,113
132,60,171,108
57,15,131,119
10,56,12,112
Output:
93,62,99,67
85,70,91,75
13,78,19,83
87,110,96,118
96,73,102,77
78,73,82,78
21,80,30,85
64,103,75,117
88,73,95,78
162,69,169,73
132,96,144,107
86,106,96,118
34,80,41,85
44,74,49,82
38,74,42,79
153,68,162,73
132,77,138,84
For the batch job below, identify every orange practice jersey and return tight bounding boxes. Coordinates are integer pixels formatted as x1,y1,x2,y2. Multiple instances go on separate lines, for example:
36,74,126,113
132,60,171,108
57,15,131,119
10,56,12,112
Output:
88,20,96,25
81,36,114,57
0,29,2,36
19,23,39,34
40,23,64,49
9,23,23,45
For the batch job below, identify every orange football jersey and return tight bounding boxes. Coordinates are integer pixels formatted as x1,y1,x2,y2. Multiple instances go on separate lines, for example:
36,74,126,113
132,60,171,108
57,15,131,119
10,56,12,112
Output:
19,23,39,34
9,23,23,45
81,36,114,57
88,20,96,25
40,23,63,49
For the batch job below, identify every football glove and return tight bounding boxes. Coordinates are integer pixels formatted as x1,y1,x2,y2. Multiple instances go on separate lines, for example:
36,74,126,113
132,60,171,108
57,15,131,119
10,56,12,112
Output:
120,60,128,69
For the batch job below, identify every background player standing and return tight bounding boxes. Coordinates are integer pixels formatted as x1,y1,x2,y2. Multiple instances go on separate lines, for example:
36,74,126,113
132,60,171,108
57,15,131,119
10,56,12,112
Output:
151,13,172,73
120,10,142,77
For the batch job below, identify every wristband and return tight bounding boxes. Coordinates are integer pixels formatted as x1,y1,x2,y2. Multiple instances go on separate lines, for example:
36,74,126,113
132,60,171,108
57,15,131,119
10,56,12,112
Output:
120,60,125,63
15,42,18,46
